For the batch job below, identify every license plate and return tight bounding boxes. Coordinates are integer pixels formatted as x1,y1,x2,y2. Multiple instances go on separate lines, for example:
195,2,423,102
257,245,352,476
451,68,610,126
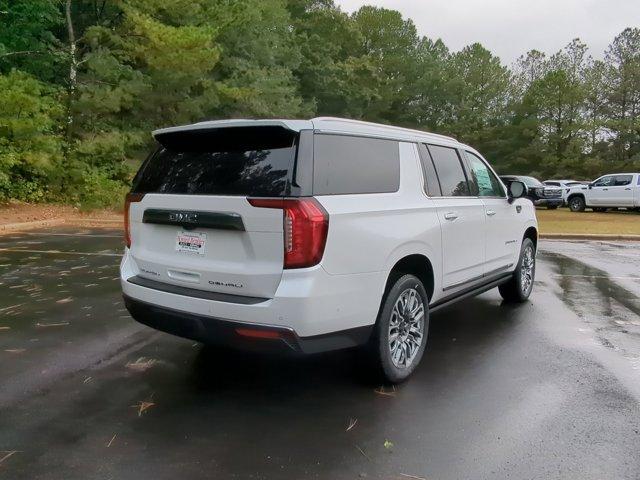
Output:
175,231,207,255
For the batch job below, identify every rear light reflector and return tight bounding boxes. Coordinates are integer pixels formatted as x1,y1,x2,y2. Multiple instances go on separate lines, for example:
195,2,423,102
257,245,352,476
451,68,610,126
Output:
248,197,329,269
124,192,145,248
235,328,282,339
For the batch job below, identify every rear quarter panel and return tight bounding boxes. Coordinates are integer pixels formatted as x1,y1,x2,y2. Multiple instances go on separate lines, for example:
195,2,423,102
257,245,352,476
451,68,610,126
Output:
316,141,443,297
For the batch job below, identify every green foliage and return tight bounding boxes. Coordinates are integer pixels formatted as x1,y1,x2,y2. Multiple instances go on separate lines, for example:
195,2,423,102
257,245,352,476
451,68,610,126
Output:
0,70,64,201
0,1,639,208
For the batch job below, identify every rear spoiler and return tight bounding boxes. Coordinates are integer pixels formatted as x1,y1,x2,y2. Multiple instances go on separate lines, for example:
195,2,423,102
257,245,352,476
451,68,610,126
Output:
153,119,312,140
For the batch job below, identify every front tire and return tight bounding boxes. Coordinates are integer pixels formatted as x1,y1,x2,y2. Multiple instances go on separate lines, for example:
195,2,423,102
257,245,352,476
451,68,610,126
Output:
568,196,586,212
499,238,536,303
368,274,429,384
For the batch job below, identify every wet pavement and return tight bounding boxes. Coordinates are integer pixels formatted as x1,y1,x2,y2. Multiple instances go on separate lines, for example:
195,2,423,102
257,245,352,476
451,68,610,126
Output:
0,229,639,480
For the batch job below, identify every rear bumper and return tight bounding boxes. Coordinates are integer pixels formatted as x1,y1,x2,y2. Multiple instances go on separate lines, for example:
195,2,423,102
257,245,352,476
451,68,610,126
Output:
120,248,382,351
124,295,372,354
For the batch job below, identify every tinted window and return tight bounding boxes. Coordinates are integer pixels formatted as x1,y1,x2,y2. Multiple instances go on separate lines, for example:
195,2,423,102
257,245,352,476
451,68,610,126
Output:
519,176,543,187
313,135,400,195
427,145,470,196
132,127,297,197
417,143,442,196
544,181,560,186
593,176,614,187
465,151,505,197
614,175,633,186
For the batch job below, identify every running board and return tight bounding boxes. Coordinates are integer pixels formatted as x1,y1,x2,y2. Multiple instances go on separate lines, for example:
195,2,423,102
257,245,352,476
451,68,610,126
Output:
429,273,512,313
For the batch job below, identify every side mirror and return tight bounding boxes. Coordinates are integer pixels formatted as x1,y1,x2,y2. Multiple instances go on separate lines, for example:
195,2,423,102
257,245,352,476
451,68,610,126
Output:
588,183,593,189
508,181,526,204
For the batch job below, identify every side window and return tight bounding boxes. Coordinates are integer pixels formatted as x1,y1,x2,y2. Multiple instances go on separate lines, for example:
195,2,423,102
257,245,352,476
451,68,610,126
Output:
427,144,470,196
464,152,505,197
545,182,560,186
593,176,614,187
417,143,442,196
614,175,632,186
312,134,400,195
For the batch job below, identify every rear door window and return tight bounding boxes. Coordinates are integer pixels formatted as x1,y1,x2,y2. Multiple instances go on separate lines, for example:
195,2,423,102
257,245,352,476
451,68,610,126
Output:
312,134,400,195
132,126,298,197
427,144,470,196
614,175,633,186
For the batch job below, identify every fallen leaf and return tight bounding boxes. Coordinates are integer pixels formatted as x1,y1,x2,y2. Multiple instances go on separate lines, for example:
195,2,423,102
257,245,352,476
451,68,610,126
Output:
399,474,427,480
126,357,157,372
0,451,17,465
36,322,70,328
106,434,117,448
132,400,155,417
0,327,10,331
374,386,397,397
355,445,371,462
56,297,73,304
384,439,394,450
346,418,358,432
4,349,26,354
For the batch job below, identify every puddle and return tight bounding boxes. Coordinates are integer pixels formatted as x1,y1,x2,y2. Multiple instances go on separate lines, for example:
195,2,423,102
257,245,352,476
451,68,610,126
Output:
540,251,640,359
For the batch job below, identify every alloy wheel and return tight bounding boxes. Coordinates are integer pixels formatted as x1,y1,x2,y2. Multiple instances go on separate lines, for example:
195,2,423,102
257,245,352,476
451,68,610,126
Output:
388,288,425,369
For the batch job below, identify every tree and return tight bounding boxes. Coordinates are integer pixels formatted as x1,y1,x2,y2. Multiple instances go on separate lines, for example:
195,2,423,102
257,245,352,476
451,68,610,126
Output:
0,70,64,201
604,28,640,164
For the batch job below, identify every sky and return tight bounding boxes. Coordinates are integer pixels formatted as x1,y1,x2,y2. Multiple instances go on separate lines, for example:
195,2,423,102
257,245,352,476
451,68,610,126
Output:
335,0,640,66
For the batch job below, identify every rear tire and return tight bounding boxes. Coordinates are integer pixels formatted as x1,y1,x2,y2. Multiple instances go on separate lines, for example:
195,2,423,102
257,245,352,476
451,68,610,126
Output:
499,238,536,303
568,196,586,212
367,274,429,384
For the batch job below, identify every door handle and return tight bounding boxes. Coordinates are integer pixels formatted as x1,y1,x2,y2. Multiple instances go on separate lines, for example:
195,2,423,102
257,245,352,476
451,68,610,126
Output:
443,212,458,221
486,210,496,216
625,188,632,190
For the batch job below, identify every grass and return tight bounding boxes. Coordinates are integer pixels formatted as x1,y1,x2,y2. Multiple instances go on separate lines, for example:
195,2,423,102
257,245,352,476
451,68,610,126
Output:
536,208,640,235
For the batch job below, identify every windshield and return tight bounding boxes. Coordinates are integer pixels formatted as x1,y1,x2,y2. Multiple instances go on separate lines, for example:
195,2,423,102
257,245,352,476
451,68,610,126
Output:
519,176,543,187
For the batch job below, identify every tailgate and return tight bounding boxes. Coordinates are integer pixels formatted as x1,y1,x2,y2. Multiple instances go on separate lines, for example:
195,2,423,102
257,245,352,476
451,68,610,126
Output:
125,125,301,299
129,195,284,299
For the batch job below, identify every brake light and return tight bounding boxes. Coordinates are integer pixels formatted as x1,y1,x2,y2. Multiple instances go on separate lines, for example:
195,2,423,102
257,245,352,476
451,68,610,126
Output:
124,193,144,248
248,197,329,269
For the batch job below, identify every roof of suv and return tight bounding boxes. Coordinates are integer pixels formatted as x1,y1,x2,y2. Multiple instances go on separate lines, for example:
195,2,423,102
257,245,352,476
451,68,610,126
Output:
153,117,461,149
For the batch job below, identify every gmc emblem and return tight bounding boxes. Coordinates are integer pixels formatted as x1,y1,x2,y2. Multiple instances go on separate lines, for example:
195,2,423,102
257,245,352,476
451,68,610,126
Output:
169,212,198,223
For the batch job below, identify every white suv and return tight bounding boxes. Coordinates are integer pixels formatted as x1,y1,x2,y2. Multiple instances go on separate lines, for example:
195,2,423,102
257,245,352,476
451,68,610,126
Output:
121,117,538,382
567,173,640,212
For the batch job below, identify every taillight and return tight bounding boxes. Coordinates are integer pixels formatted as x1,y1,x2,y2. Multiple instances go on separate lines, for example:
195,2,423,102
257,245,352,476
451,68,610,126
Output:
124,193,144,248
248,197,329,269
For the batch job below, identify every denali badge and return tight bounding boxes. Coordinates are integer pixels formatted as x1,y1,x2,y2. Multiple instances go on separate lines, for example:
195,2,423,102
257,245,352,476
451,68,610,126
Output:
169,212,199,223
209,280,244,289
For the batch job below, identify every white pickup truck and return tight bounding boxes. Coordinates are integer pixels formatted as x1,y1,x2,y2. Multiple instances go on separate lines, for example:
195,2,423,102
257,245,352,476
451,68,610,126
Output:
566,173,640,212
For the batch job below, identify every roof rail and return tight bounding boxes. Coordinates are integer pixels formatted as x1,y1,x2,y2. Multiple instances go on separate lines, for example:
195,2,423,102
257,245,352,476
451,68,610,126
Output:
312,117,457,142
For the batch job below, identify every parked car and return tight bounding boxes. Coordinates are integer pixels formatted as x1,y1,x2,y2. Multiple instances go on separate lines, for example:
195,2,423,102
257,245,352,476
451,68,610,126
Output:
500,175,563,209
543,179,585,205
566,173,640,212
121,117,538,383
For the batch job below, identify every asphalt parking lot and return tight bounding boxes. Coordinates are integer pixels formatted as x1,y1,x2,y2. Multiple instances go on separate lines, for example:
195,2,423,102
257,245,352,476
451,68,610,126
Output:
1,228,639,480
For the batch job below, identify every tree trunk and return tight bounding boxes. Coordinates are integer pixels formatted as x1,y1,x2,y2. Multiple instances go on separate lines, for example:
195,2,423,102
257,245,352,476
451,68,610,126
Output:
65,0,77,143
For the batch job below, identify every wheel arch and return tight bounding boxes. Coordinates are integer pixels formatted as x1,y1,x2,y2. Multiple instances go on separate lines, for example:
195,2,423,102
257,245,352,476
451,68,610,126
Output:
567,192,585,203
383,254,435,303
523,225,538,250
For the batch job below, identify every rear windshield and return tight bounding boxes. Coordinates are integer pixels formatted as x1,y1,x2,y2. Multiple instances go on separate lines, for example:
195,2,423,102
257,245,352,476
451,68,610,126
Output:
132,126,298,197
